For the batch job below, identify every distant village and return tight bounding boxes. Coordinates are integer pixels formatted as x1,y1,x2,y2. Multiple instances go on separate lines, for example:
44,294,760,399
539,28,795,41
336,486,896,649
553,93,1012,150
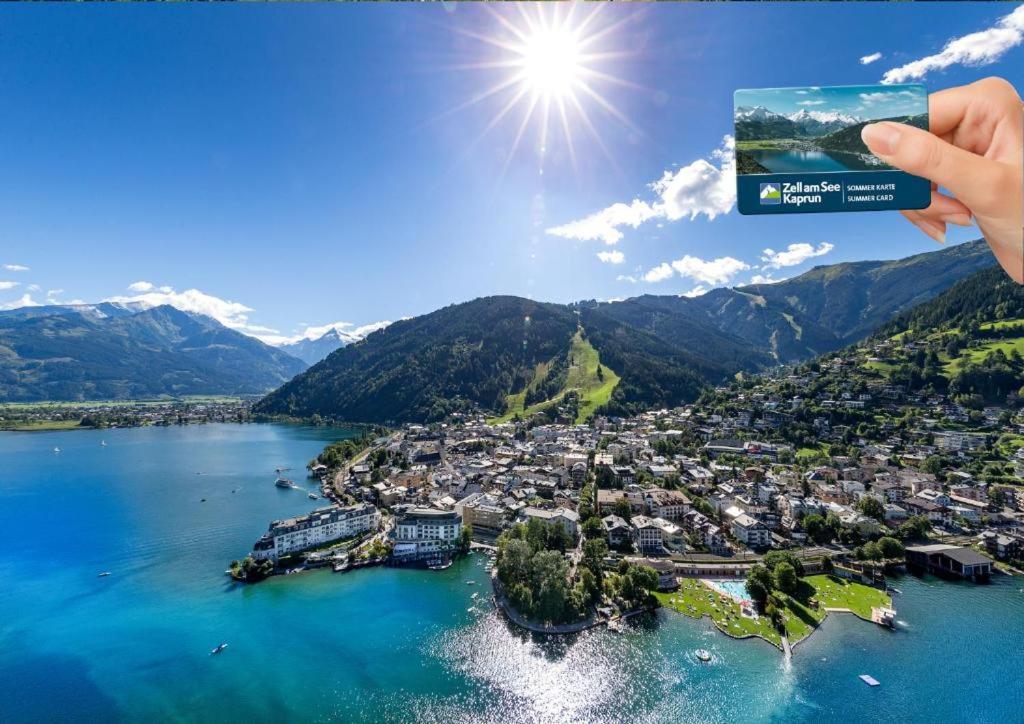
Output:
0,399,252,431
238,333,1024,614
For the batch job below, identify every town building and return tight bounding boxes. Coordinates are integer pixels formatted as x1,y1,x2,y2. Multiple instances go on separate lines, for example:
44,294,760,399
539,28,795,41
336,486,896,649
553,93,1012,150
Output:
391,508,463,563
252,503,381,561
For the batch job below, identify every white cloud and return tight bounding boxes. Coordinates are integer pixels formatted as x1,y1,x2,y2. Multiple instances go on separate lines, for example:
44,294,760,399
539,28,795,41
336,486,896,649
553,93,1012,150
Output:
748,273,790,285
643,263,675,283
2,264,29,272
0,293,40,310
670,255,750,286
858,89,919,105
760,242,834,269
104,286,276,339
860,52,883,65
27,283,40,292
0,281,19,291
882,5,1024,84
127,281,155,293
596,250,625,264
546,136,736,245
796,100,826,106
642,255,749,286
616,274,638,284
682,285,708,298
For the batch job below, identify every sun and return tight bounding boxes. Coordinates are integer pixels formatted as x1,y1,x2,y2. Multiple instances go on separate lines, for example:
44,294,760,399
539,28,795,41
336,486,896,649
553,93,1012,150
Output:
445,4,640,174
518,26,582,100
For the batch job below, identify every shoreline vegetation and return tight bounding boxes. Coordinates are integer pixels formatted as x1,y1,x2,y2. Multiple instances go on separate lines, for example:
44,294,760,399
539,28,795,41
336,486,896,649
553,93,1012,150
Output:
658,573,891,652
0,397,251,431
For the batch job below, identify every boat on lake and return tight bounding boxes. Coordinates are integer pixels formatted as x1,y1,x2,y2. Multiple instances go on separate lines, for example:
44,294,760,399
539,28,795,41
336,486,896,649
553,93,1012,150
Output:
275,477,295,488
53,447,60,453
308,492,319,499
859,674,880,687
210,643,228,655
97,571,111,577
695,649,711,662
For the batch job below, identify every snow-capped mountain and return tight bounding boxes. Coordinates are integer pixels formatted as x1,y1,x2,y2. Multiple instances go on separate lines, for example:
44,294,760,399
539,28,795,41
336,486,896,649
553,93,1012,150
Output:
735,104,864,140
735,105,785,122
786,109,862,135
278,323,391,365
786,109,862,125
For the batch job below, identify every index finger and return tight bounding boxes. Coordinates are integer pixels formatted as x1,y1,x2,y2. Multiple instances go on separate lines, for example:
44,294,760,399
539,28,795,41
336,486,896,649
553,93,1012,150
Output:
928,77,1022,136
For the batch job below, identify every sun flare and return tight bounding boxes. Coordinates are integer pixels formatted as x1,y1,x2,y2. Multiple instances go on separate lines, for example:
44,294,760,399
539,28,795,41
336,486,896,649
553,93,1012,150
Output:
518,27,582,100
446,4,640,173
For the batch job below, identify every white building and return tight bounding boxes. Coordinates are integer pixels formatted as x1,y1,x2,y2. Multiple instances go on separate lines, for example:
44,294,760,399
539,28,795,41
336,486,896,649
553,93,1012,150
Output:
519,507,579,538
731,513,772,549
391,508,463,562
631,515,664,554
252,503,380,561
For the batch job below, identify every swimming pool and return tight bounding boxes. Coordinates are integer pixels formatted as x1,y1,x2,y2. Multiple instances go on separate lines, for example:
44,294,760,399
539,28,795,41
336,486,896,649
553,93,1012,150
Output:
705,579,751,601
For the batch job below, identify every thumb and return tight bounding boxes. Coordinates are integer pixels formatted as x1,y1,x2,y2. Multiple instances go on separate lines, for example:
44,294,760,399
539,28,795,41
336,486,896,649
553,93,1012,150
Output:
861,121,1001,213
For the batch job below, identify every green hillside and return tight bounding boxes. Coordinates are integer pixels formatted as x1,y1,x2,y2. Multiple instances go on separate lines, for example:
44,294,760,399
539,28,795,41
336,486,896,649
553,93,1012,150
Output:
491,330,621,424
863,266,1024,402
255,296,713,425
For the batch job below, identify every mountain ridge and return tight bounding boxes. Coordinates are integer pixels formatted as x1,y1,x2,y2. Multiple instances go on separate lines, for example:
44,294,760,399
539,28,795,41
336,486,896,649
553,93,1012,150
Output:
0,303,307,402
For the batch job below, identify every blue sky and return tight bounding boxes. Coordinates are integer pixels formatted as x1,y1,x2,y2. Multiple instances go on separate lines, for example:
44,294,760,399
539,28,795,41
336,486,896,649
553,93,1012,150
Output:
0,3,1021,343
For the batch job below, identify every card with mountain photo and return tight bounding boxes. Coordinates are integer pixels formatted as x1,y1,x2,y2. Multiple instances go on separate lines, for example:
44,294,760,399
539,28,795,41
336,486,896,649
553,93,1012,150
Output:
734,83,930,215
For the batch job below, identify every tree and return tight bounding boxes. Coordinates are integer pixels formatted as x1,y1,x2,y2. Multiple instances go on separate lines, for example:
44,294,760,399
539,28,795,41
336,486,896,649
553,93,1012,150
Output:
459,524,473,552
803,514,829,544
764,550,804,577
857,495,886,521
745,564,773,608
582,516,604,540
877,536,904,559
613,498,632,521
531,550,571,622
497,538,532,586
773,561,798,595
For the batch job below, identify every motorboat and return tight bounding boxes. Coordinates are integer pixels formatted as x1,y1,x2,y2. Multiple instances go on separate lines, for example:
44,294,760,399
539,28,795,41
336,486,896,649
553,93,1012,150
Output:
210,643,228,655
695,649,711,662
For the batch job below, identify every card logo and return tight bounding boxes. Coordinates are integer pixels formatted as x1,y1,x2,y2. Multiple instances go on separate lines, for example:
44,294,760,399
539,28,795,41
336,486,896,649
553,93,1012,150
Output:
759,182,781,205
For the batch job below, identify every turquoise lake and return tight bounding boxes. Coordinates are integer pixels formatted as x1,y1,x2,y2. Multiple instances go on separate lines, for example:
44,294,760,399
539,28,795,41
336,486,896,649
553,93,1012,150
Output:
744,149,882,173
2,423,1023,723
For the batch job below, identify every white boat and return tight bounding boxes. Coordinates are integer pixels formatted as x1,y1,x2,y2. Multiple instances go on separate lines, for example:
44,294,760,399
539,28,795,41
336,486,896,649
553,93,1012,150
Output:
97,571,111,578
695,649,711,662
210,643,228,655
275,477,294,489
859,674,880,687
308,492,319,499
100,441,107,447
53,447,61,453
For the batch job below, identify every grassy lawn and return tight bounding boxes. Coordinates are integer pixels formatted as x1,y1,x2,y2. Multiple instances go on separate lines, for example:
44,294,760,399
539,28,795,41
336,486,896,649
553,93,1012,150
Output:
0,419,84,431
804,574,891,620
797,444,829,461
658,575,891,651
862,359,897,376
657,579,785,648
0,396,243,410
944,337,1024,375
980,318,1024,331
489,331,619,425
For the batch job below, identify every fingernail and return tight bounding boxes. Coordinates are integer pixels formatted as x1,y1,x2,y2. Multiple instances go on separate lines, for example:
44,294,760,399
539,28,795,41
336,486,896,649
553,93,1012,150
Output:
861,123,901,155
915,218,946,244
939,213,973,227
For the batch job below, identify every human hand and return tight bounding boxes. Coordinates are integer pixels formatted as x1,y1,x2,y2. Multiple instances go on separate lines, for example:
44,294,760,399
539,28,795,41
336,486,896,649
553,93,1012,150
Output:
860,77,1023,283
